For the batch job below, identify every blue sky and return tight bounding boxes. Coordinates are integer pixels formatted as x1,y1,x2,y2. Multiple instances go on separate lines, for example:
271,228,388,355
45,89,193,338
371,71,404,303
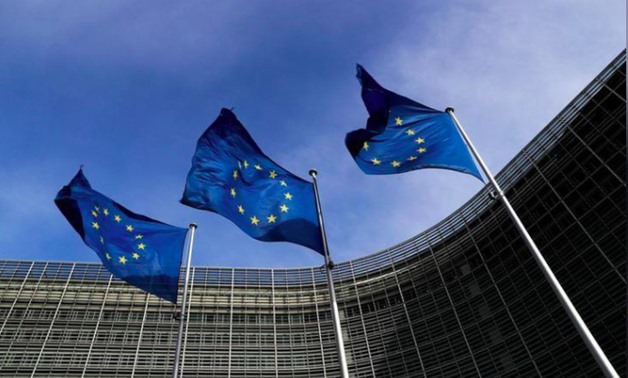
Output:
0,1,624,268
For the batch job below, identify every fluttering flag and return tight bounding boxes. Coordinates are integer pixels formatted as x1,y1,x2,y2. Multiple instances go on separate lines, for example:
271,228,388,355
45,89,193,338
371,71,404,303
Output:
345,65,483,181
181,108,324,255
55,169,188,303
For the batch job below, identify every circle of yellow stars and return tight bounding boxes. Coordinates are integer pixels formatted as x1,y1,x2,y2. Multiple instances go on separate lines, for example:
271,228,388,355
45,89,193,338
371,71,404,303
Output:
228,160,293,228
362,115,427,167
90,205,146,265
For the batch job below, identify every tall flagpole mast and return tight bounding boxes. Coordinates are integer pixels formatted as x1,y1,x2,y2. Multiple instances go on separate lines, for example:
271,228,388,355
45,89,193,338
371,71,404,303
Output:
309,169,350,378
172,223,198,378
446,108,619,378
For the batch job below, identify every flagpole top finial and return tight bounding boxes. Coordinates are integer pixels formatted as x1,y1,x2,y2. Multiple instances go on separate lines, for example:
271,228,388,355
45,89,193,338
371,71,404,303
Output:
309,169,318,178
445,107,455,113
189,223,198,229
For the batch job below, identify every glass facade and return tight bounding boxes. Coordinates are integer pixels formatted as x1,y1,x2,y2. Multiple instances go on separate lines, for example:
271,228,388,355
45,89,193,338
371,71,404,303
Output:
0,52,625,377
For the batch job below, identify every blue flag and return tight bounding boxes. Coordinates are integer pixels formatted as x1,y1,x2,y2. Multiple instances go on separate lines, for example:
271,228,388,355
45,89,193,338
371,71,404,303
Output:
181,108,324,255
345,65,483,181
55,169,188,303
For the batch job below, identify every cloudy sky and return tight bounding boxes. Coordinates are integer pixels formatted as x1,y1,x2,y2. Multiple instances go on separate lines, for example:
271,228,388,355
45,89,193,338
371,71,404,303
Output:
0,1,624,268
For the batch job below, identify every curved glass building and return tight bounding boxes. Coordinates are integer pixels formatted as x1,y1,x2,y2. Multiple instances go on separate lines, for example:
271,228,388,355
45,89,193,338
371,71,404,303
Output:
0,52,625,377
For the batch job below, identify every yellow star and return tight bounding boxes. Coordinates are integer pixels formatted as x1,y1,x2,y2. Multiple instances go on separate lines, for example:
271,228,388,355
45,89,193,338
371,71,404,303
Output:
91,210,98,217
126,225,134,232
405,129,415,136
103,208,109,216
269,170,278,179
255,164,263,170
250,216,260,226
415,137,425,144
230,188,237,197
243,161,249,168
114,215,121,223
267,214,277,223
280,180,287,187
238,161,242,169
407,156,417,161
92,222,100,230
362,141,369,151
100,236,104,244
284,192,293,200
119,256,127,264
418,147,427,154
233,170,239,179
371,158,381,165
105,253,112,260
280,204,289,213
391,160,401,168
395,117,403,126
132,253,140,260
135,234,143,240
237,205,245,214
137,243,146,250
94,206,100,212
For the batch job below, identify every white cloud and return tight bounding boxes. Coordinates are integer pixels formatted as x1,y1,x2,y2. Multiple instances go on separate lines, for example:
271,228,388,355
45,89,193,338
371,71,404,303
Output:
0,0,623,267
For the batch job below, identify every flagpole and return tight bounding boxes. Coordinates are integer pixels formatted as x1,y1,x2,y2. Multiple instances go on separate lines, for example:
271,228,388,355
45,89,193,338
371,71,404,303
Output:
172,223,198,378
446,108,619,378
309,169,350,378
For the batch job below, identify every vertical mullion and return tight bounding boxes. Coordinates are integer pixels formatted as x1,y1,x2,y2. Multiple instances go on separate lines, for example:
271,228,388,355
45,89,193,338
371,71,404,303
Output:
387,255,425,377
81,274,113,378
311,268,328,378
130,293,150,377
426,238,481,377
348,261,376,377
272,269,278,378
30,262,76,378
180,266,196,374
227,269,235,378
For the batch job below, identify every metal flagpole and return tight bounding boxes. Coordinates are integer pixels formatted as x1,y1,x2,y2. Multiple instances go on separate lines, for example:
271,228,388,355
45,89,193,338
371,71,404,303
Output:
309,169,350,378
446,108,619,378
173,223,198,378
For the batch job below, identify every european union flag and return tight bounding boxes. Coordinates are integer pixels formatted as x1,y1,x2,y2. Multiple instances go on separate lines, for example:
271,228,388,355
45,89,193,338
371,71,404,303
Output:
181,108,324,255
55,169,188,303
345,65,483,181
